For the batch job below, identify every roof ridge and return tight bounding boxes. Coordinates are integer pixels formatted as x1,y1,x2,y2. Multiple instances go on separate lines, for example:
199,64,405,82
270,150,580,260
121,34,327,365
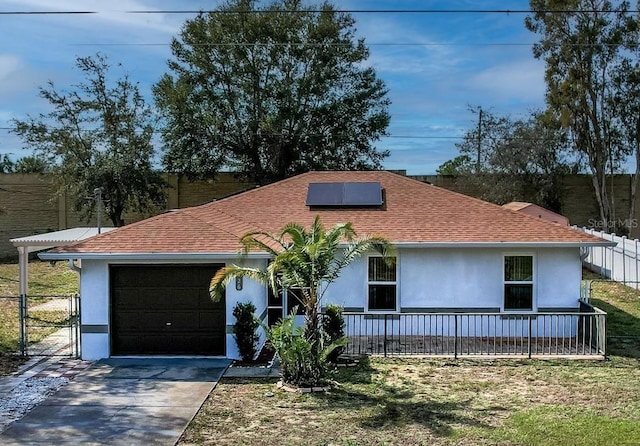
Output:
195,172,314,210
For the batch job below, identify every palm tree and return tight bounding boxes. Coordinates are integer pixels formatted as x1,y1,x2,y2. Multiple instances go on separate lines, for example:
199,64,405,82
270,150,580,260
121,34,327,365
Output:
210,215,393,358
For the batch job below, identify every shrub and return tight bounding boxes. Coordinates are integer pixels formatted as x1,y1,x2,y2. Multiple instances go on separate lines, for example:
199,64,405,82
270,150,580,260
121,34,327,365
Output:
322,304,346,363
268,310,346,387
232,302,260,362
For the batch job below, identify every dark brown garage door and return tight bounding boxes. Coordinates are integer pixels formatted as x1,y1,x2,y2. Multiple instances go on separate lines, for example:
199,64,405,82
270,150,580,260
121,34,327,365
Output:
110,264,225,355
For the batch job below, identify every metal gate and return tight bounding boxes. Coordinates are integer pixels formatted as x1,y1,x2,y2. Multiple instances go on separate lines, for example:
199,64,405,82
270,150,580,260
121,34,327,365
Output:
20,294,80,357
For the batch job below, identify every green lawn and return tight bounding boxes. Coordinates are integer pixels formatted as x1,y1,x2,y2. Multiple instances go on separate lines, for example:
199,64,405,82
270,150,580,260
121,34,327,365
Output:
180,269,640,445
0,260,79,297
180,356,640,446
0,260,79,373
584,269,640,357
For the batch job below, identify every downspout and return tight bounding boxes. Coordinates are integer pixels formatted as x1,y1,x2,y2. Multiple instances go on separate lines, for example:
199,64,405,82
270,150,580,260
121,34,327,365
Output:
68,259,81,273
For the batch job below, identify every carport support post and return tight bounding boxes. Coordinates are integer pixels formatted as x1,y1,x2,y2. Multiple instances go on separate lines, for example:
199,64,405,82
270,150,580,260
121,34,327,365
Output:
17,246,28,356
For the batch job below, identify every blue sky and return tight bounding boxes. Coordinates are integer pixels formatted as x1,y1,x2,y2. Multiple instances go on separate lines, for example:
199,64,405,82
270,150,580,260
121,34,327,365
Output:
0,0,544,174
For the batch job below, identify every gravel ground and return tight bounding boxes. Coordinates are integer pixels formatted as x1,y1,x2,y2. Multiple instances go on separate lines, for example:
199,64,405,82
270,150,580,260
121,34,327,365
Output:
0,377,69,433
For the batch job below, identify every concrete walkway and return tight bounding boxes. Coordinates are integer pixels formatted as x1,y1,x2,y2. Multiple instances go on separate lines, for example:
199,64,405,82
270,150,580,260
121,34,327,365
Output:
0,357,230,445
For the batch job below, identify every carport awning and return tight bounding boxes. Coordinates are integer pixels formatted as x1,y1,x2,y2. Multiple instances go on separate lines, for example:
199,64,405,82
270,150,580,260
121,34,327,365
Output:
10,227,116,296
10,227,116,253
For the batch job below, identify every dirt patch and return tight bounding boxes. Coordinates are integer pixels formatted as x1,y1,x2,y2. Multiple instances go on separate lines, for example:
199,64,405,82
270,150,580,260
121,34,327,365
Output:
0,354,25,376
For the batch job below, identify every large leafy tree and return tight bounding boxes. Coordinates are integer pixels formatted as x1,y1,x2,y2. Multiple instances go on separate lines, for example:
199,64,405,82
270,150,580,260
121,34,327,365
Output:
0,154,13,173
154,0,390,185
611,30,640,228
12,54,167,226
442,108,577,212
210,216,393,383
0,154,50,173
13,155,51,174
526,0,638,231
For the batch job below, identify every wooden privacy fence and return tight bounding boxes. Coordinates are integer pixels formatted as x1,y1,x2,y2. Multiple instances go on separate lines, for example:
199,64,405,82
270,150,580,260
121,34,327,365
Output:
342,303,606,359
580,228,640,290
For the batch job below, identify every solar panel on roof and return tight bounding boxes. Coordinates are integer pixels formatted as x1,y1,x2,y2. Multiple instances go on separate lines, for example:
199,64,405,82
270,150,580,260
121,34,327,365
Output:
343,182,383,206
305,182,383,207
306,182,344,206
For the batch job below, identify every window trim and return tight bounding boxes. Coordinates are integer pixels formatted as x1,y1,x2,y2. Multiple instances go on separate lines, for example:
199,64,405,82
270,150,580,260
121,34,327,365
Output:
502,252,536,312
284,287,307,316
366,254,399,312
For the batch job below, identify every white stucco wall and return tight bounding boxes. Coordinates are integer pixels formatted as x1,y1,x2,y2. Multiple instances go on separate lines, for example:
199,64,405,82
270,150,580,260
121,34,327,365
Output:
224,259,268,360
325,247,582,312
76,246,583,359
77,258,268,361
79,260,110,360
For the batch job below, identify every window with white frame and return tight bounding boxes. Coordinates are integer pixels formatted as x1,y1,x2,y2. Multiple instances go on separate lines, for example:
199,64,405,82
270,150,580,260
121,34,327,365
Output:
286,287,306,316
504,255,534,310
368,256,397,311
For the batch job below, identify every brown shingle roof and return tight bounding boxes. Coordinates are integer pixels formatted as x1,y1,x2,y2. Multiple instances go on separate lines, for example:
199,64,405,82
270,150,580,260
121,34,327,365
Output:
502,201,570,226
52,171,606,254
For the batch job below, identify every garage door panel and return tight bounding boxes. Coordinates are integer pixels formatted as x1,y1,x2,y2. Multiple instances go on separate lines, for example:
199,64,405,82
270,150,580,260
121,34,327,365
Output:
114,312,144,330
112,269,139,288
113,289,139,308
198,290,216,306
198,335,225,355
166,311,199,330
111,265,225,356
199,312,225,329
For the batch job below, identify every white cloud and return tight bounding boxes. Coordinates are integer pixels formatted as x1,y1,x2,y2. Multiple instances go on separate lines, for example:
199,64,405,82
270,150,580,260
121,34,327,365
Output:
0,54,43,100
0,54,21,80
1,0,183,35
466,57,546,104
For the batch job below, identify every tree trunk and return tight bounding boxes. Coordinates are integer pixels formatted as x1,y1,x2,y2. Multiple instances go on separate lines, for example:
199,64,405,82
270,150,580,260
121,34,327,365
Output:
304,288,321,372
629,141,640,234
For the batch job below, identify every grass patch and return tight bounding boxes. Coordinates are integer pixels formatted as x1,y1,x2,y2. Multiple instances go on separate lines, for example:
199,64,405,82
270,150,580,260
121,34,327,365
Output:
0,260,78,374
0,260,78,297
180,357,640,445
583,268,640,357
0,298,20,354
486,406,640,446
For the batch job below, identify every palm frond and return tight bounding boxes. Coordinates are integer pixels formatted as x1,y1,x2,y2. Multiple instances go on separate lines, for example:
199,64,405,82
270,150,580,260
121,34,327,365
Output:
239,231,286,256
209,265,267,302
279,222,307,247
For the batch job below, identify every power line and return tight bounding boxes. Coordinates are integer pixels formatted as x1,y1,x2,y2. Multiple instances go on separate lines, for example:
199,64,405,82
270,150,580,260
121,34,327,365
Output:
74,42,540,47
0,127,464,138
70,41,631,48
0,9,637,15
0,11,95,15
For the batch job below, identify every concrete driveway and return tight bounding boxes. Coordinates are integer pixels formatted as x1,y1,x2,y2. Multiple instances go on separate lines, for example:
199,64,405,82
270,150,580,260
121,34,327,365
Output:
0,357,230,445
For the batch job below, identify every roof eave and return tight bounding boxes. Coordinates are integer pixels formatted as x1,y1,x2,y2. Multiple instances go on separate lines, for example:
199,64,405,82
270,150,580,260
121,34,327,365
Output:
38,252,272,261
389,241,616,248
38,240,615,261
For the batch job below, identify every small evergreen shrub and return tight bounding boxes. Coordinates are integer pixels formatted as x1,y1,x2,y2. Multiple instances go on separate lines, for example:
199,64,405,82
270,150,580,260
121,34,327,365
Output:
232,302,260,362
268,310,346,387
322,304,346,363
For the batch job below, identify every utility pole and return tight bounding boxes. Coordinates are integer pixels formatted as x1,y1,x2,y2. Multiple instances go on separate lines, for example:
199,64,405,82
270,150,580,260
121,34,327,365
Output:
476,108,482,173
94,187,102,234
